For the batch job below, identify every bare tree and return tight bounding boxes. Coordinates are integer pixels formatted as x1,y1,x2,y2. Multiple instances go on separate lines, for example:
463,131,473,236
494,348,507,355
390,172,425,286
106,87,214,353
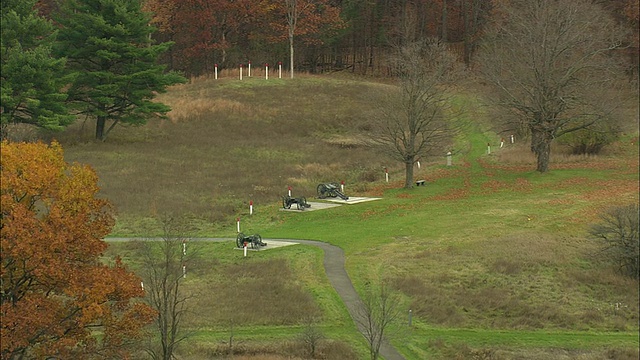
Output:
298,316,324,358
138,218,195,360
357,282,402,360
590,204,639,279
460,0,491,66
370,38,459,189
478,0,628,172
286,0,298,79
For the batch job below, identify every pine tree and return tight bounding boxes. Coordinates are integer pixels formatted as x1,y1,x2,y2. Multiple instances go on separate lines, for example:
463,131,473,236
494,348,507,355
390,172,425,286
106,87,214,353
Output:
54,0,186,141
0,0,73,138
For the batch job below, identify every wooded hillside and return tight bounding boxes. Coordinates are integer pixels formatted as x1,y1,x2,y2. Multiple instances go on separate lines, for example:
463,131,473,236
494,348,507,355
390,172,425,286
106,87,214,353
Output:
34,0,639,77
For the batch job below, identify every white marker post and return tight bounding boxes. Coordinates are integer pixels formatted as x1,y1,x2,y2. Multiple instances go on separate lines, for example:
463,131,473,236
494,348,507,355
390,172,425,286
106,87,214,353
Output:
182,239,186,256
417,159,421,169
243,242,247,257
487,143,491,154
182,264,186,278
239,64,243,80
447,151,452,166
141,281,144,291
278,62,282,79
288,186,292,197
510,134,515,144
248,61,251,77
385,168,389,183
265,64,269,80
236,217,240,233
340,180,345,193
214,64,218,80
500,138,505,148
249,200,253,215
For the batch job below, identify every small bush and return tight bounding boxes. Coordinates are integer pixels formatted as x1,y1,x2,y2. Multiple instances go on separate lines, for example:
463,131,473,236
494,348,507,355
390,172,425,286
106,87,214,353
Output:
589,204,640,279
558,124,619,155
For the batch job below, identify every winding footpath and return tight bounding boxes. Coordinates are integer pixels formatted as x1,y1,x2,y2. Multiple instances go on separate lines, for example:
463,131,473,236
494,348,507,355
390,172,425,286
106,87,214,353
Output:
107,237,405,360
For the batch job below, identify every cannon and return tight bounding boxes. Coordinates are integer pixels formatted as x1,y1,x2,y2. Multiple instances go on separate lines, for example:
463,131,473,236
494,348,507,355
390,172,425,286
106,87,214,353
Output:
316,182,349,200
236,232,267,249
282,195,311,210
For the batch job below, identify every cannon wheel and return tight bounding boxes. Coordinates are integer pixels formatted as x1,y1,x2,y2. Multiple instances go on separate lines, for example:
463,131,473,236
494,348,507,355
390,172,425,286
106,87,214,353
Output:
236,233,245,248
251,234,262,249
296,196,307,210
282,196,291,209
317,184,327,198
256,234,265,247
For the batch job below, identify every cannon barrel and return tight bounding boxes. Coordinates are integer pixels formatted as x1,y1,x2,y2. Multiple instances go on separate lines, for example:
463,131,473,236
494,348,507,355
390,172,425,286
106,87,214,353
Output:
317,182,349,200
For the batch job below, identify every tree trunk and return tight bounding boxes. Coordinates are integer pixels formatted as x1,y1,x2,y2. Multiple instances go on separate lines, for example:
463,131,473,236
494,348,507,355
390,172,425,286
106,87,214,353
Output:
441,0,448,42
289,35,294,79
462,0,471,66
531,129,552,173
96,116,106,140
404,160,414,189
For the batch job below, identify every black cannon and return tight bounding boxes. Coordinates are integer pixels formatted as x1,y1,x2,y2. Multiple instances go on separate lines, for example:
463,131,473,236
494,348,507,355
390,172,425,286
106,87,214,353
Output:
317,182,349,200
282,195,311,210
236,232,267,249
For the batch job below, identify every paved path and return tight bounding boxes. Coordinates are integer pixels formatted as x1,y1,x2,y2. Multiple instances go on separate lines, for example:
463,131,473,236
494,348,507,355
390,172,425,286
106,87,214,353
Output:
106,237,405,360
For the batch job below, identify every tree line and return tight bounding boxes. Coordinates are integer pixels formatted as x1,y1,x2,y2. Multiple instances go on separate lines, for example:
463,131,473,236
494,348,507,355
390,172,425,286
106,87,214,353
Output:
2,0,637,168
31,0,638,78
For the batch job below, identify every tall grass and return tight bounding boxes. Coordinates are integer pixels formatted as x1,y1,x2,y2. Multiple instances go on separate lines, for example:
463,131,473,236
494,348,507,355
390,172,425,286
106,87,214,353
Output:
59,76,392,235
60,75,639,359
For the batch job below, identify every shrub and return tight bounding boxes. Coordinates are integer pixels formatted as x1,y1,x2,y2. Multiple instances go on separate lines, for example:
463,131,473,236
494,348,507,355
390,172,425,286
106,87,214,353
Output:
558,124,619,155
589,204,639,279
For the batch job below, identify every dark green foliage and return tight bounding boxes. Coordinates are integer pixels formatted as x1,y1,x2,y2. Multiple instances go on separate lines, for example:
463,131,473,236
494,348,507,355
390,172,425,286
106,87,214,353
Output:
558,124,620,155
0,0,73,136
53,0,186,140
590,204,640,279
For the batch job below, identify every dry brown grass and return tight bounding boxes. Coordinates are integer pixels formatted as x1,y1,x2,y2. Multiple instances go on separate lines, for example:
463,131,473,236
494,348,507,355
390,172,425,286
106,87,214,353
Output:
181,338,358,360
184,258,322,327
490,140,637,170
57,76,393,234
428,340,640,360
388,230,640,331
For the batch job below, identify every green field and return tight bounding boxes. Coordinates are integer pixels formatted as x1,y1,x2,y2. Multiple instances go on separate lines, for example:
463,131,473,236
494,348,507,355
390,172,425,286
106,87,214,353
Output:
62,75,638,359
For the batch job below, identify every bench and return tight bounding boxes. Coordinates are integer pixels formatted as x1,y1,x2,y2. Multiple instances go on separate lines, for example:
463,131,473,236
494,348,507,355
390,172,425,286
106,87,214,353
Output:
416,180,426,186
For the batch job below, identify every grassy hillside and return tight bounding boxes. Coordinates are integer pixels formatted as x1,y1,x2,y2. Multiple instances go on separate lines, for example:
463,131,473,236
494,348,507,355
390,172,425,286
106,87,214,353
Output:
60,75,639,359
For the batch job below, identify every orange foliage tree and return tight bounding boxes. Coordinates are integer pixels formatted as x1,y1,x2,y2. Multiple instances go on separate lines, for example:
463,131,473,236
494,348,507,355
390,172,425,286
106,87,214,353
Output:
0,141,154,359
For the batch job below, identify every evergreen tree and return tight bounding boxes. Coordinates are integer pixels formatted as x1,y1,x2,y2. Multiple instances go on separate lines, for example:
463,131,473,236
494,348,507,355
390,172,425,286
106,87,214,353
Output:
0,0,72,138
54,0,186,141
